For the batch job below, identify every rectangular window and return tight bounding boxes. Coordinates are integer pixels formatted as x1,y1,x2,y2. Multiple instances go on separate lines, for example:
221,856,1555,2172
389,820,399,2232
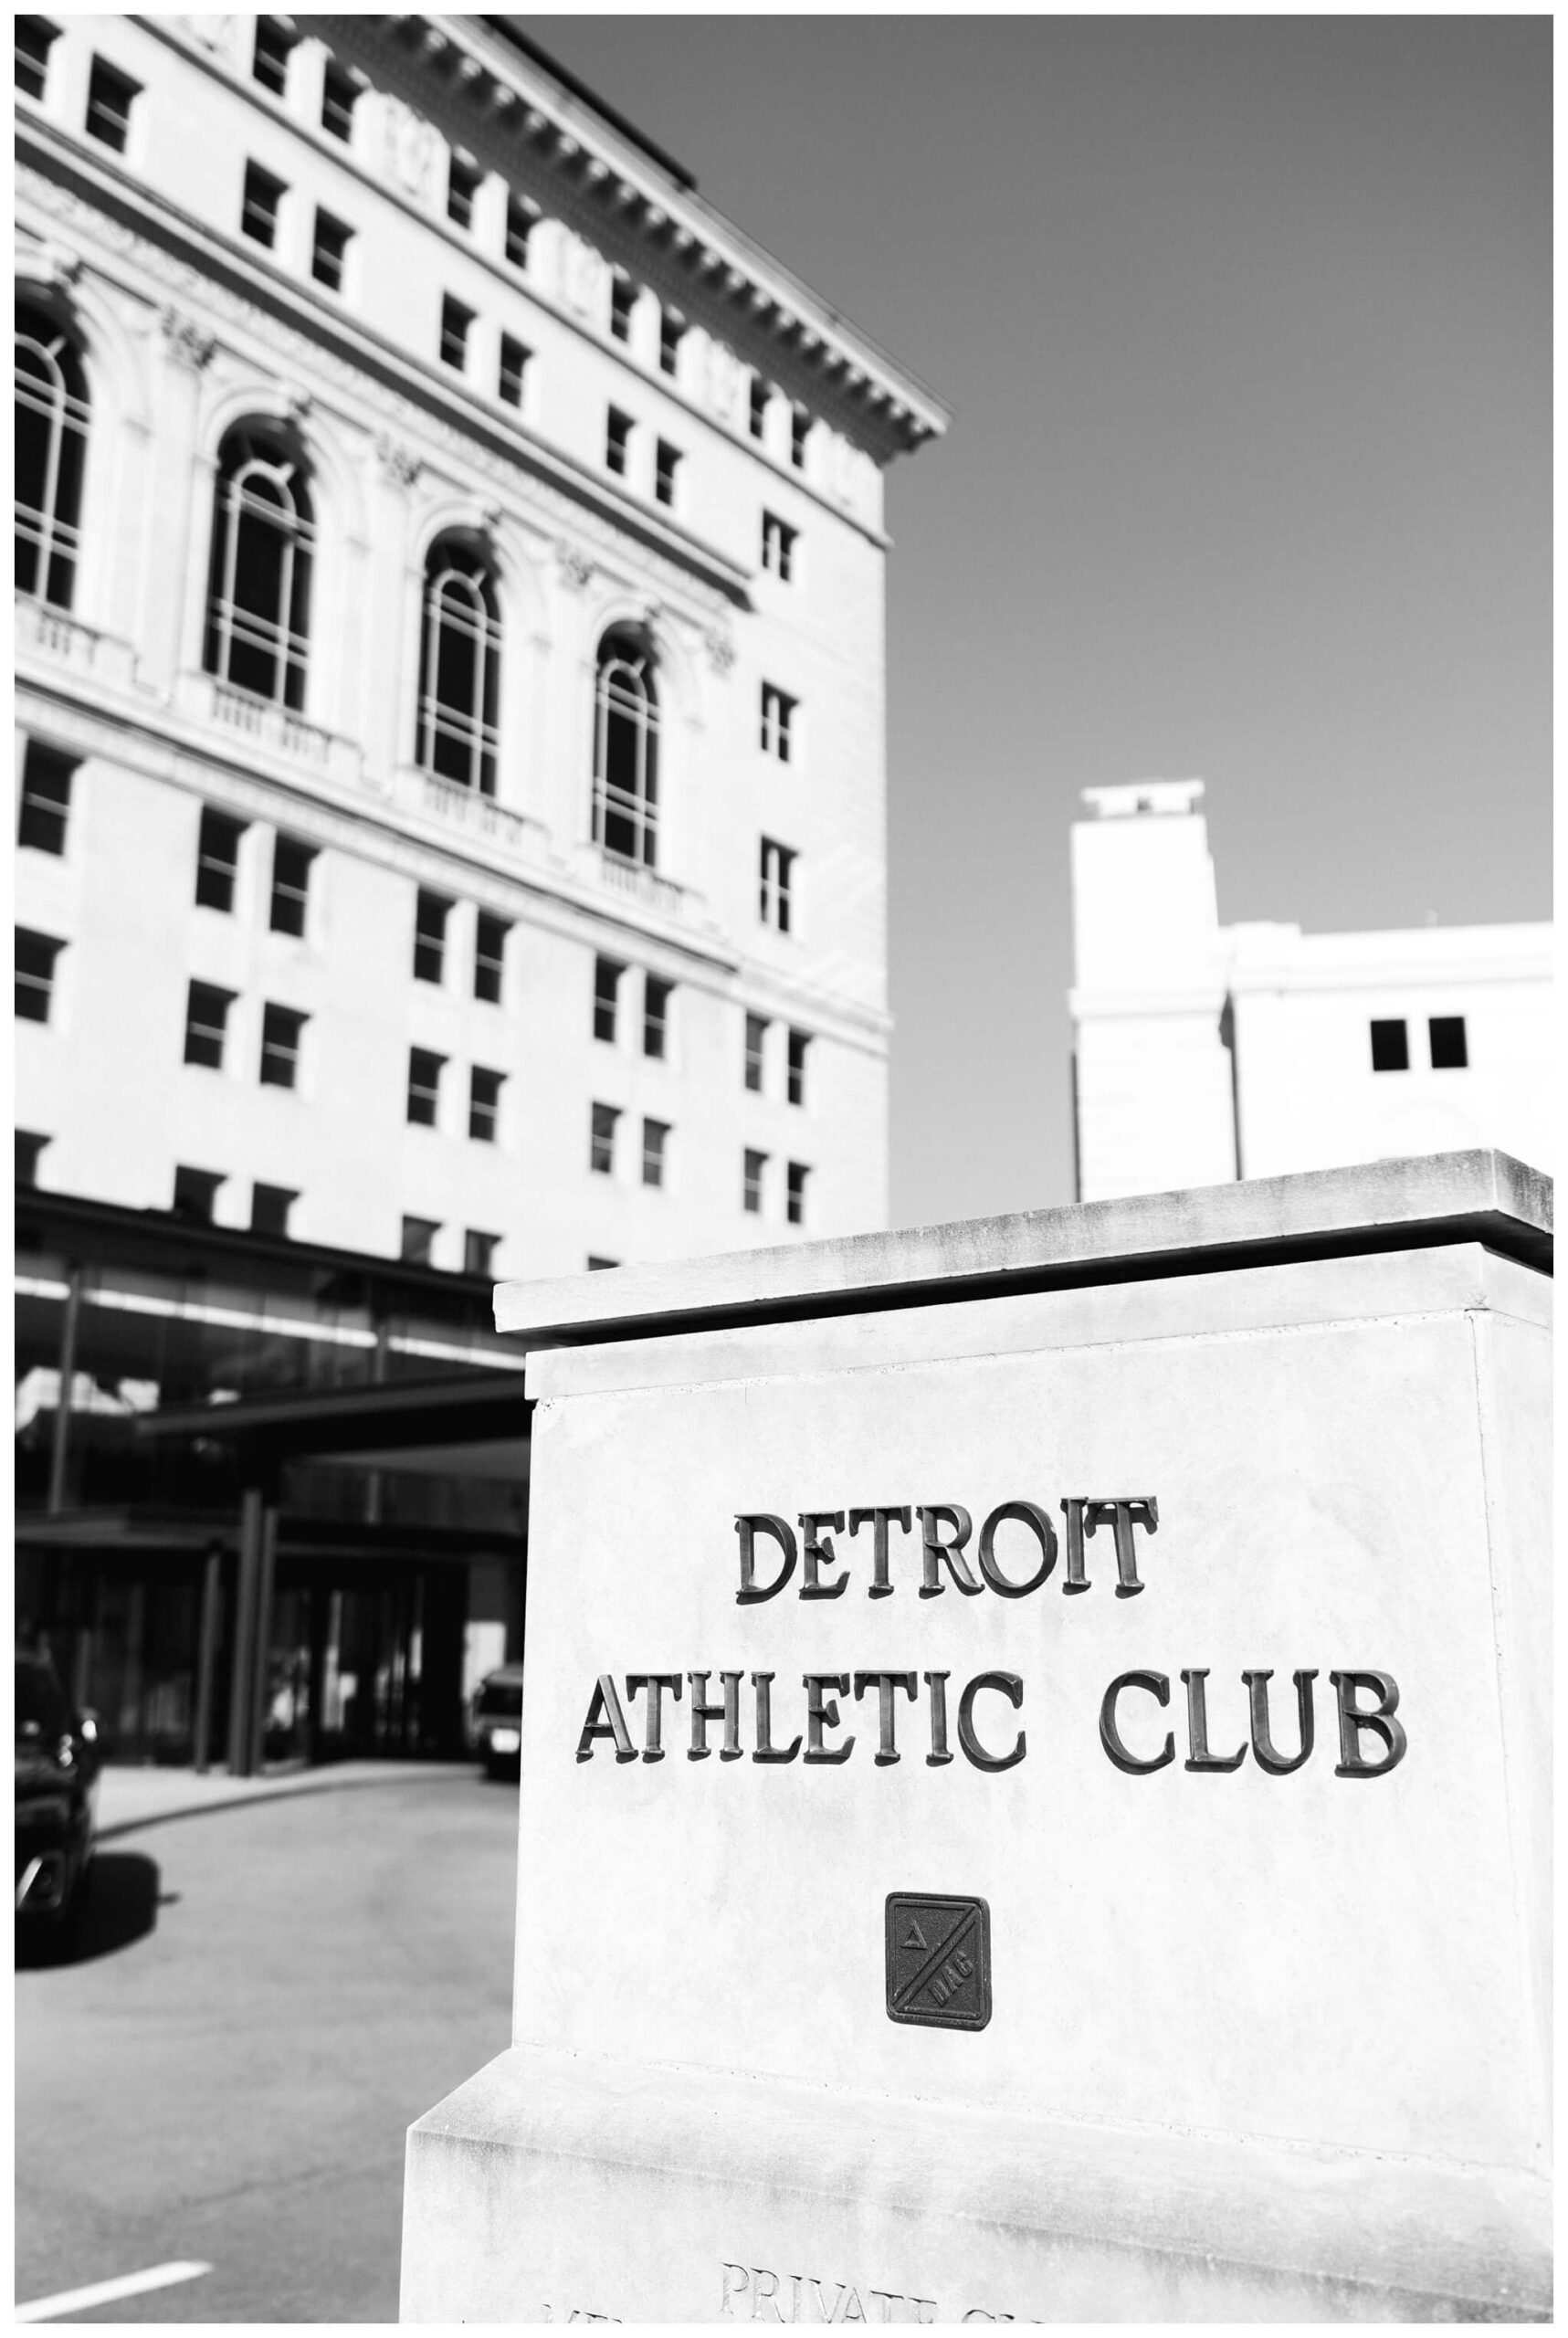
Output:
760,683,796,762
499,334,530,408
252,19,295,96
414,890,450,984
643,975,672,1060
259,1002,305,1089
86,56,139,153
321,61,360,142
605,406,633,479
464,1229,499,1278
16,931,63,1025
743,1148,767,1215
790,406,809,469
749,379,768,440
586,1254,618,1271
760,837,796,932
241,161,285,250
505,195,537,269
1428,1015,1468,1069
407,1048,444,1127
787,1027,809,1107
311,209,352,293
786,1162,809,1227
183,979,232,1069
268,835,314,936
1370,1018,1409,1073
610,274,636,342
655,439,681,510
475,913,508,1003
16,1132,48,1190
744,1013,768,1093
447,154,480,228
762,511,796,582
173,1165,224,1225
195,806,246,911
594,955,623,1043
16,18,58,102
642,1117,669,1189
659,311,682,376
401,1215,438,1266
440,295,473,372
469,1066,503,1143
17,741,75,856
590,1101,619,1175
251,1182,296,1237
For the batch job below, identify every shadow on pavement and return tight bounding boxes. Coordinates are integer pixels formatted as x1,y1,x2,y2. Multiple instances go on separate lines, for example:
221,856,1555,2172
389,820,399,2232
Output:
16,1851,162,1969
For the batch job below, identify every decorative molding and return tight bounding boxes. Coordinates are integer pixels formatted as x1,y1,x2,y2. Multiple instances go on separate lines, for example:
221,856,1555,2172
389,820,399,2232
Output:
160,305,216,370
20,238,84,291
376,434,423,488
704,629,736,677
555,541,595,594
375,92,446,207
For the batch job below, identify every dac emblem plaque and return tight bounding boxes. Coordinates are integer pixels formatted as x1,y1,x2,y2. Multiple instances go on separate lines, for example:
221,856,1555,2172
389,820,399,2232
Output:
885,1892,992,2031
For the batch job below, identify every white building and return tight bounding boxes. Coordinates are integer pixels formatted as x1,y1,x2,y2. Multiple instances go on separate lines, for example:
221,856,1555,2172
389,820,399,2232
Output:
16,12,946,1278
1069,782,1552,1203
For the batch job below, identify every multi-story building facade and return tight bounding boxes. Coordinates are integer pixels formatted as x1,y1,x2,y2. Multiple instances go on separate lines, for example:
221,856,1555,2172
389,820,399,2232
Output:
15,14,945,1764
1069,782,1552,1203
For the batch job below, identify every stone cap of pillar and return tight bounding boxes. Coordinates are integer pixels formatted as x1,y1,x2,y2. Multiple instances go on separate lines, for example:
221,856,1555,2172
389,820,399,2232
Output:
495,1149,1552,1349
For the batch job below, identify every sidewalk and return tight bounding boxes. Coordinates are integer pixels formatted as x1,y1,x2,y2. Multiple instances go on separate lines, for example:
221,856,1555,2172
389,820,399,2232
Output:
95,1756,475,1839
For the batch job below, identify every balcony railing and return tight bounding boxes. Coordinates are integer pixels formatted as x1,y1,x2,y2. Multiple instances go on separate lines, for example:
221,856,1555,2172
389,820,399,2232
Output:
176,672,361,786
15,593,136,690
595,849,687,919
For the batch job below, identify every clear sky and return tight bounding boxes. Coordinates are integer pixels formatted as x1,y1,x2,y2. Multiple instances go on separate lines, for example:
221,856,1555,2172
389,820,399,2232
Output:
529,13,1552,1227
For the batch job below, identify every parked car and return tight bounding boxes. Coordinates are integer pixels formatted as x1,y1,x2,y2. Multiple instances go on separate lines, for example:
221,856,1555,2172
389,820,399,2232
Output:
16,1649,100,1933
468,1663,525,1775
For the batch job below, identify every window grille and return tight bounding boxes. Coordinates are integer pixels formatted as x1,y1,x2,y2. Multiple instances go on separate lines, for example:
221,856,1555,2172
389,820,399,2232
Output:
269,835,314,936
85,56,138,152
592,628,660,868
759,838,795,932
594,956,623,1044
195,806,245,911
416,541,501,795
18,742,75,856
16,930,62,1025
469,1066,503,1143
203,426,313,709
407,1048,444,1127
642,1118,669,1189
413,890,450,983
760,683,795,762
643,976,672,1060
474,914,508,1003
762,512,796,581
590,1102,619,1175
259,1002,305,1089
15,300,89,610
183,980,232,1068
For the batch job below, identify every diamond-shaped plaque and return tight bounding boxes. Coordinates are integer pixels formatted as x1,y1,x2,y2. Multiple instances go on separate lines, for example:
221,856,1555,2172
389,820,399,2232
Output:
885,1892,991,2030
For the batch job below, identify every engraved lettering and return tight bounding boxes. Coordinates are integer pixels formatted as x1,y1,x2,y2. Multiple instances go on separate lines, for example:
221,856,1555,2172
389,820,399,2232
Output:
721,2264,750,2316
803,1673,855,1764
1330,1669,1407,1777
839,2291,867,2324
868,2293,903,2324
688,1669,742,1760
575,1674,637,1762
1181,1668,1247,1773
923,1669,953,1765
625,1672,682,1762
751,2267,784,2320
852,1669,918,1764
847,1506,912,1597
917,1505,982,1597
1100,1669,1174,1773
736,1513,798,1604
798,1511,850,1599
956,1670,1026,1771
751,1671,802,1764
1067,1496,1158,1595
975,1501,1058,1596
1244,1667,1318,1775
805,2281,846,2323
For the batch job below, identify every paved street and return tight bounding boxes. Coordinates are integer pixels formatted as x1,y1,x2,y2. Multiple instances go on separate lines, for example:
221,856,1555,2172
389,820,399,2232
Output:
16,1767,518,2322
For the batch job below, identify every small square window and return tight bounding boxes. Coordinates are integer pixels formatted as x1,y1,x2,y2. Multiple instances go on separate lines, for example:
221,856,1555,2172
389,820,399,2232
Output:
407,1048,444,1127
18,741,75,856
414,890,449,984
786,1162,808,1227
499,334,530,409
643,976,672,1060
761,683,796,763
642,1117,669,1190
440,295,473,372
16,1131,48,1190
742,1148,767,1215
475,913,508,1003
183,979,232,1069
173,1165,225,1225
590,1101,619,1174
321,62,360,142
749,379,769,441
269,835,314,936
610,274,636,343
464,1229,500,1278
252,20,295,96
655,440,681,510
787,1028,809,1107
594,956,623,1044
86,56,139,153
16,18,59,103
241,160,286,250
790,407,809,469
1370,1018,1409,1073
760,837,795,933
401,1215,439,1266
744,1013,767,1093
605,406,633,479
505,195,538,269
762,511,796,582
251,1182,296,1238
195,806,246,911
16,931,63,1025
447,154,480,229
659,311,682,376
1429,1016,1468,1070
259,1002,306,1089
312,209,352,293
469,1066,503,1143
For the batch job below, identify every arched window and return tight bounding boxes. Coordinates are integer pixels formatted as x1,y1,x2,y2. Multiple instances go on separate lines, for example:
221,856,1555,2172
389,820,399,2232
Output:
593,626,659,868
16,300,89,610
203,425,313,709
416,539,501,795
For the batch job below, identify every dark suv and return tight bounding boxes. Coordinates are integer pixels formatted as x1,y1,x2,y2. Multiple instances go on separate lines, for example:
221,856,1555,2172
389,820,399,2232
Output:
468,1663,524,1775
16,1650,100,1932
